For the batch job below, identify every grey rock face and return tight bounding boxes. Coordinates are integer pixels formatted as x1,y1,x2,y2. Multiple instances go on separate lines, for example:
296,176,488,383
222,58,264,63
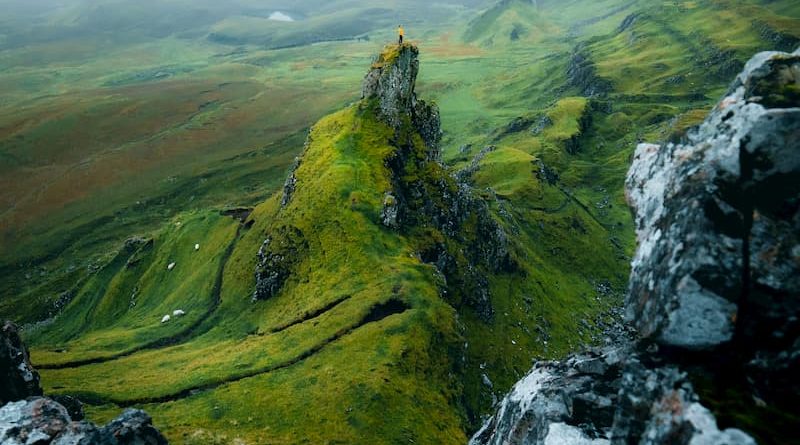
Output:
0,398,167,444
625,48,800,352
99,409,167,444
280,156,302,208
470,347,624,445
1,321,42,405
361,44,442,149
470,346,754,445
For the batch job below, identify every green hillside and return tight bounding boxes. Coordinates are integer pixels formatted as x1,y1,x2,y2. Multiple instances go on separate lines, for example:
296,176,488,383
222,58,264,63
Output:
1,0,799,442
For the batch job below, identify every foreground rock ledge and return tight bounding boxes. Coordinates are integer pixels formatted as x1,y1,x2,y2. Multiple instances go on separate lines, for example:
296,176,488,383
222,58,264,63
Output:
0,397,168,445
1,320,168,444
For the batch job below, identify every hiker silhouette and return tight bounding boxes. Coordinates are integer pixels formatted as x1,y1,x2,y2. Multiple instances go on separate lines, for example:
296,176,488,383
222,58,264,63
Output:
398,25,404,44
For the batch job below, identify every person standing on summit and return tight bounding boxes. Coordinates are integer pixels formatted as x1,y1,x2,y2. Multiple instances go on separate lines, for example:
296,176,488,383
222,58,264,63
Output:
398,25,404,44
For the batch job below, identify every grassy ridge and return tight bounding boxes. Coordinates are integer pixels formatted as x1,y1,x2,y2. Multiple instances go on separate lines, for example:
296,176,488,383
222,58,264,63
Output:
35,104,468,443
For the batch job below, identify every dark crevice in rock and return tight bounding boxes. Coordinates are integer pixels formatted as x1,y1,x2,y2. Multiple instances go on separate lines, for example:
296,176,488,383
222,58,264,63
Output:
735,138,756,346
1,321,42,405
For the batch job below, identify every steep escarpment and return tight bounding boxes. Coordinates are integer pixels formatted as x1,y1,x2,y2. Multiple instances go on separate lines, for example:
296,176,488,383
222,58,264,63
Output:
471,48,800,445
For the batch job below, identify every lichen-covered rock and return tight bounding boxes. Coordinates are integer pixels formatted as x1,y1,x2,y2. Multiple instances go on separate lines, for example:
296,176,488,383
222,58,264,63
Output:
470,347,626,445
613,358,755,445
1,321,42,405
380,192,399,228
625,48,800,351
470,346,755,445
0,398,167,444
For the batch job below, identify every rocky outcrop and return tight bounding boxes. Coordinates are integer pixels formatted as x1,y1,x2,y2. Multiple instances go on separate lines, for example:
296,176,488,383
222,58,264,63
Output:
253,226,308,301
471,346,755,445
1,322,168,443
626,48,800,355
1,321,42,405
567,45,613,98
369,46,513,321
362,43,442,149
257,44,514,320
470,48,799,445
254,44,449,303
0,398,167,444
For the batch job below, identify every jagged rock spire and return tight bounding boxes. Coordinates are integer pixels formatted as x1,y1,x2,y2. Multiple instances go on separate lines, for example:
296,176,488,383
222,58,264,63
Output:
361,43,442,149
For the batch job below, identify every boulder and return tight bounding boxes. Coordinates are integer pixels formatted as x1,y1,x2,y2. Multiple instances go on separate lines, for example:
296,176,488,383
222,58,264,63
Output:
0,398,168,444
470,346,756,445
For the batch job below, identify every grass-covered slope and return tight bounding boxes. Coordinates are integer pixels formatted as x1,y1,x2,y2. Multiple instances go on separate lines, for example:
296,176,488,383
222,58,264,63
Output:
33,99,467,444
